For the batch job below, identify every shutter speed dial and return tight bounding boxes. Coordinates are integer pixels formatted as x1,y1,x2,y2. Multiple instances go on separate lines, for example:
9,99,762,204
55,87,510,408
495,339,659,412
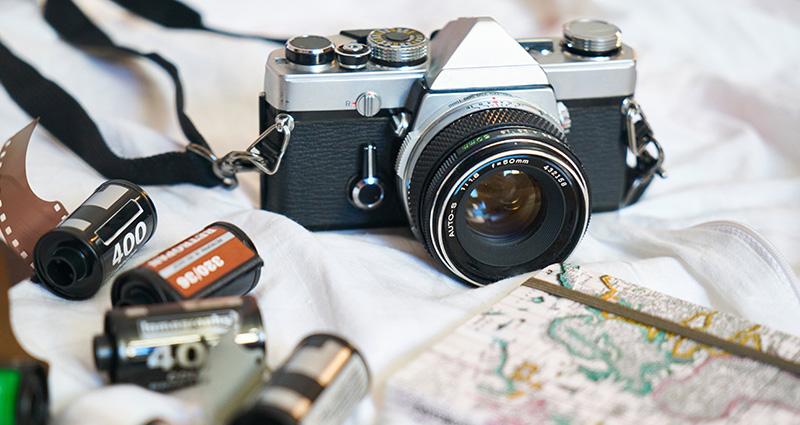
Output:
367,28,428,67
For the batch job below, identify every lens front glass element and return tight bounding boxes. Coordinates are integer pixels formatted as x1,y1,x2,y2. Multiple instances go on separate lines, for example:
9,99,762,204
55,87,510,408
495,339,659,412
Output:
465,170,543,240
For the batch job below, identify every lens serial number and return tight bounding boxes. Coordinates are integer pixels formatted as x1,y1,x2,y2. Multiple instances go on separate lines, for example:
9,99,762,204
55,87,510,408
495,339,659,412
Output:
543,165,568,187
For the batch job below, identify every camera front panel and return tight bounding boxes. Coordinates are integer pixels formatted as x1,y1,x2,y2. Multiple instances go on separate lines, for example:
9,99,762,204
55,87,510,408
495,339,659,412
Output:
260,100,407,230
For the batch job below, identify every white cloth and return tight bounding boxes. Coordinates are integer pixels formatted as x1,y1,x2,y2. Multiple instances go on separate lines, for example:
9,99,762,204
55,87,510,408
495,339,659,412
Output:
1,0,799,423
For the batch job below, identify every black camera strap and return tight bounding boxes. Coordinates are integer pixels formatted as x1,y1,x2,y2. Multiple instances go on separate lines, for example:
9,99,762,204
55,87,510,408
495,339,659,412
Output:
105,0,284,43
0,0,287,188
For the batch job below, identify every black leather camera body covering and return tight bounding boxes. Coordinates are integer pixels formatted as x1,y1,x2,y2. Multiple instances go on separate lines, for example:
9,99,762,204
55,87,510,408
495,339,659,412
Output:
560,96,629,212
260,97,407,230
259,94,627,230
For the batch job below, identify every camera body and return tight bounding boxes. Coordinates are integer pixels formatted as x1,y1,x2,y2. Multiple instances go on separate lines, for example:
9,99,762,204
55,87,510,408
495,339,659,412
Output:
260,17,647,285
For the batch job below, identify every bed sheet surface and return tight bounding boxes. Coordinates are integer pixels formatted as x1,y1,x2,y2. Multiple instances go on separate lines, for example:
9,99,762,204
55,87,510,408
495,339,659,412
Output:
1,0,799,423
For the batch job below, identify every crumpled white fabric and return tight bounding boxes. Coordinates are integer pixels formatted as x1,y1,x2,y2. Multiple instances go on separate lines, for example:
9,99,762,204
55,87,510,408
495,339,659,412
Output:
1,0,799,424
578,218,800,336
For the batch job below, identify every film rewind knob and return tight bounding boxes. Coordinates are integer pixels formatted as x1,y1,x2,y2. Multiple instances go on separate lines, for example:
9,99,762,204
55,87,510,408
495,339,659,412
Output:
284,35,335,65
562,19,622,56
348,144,385,210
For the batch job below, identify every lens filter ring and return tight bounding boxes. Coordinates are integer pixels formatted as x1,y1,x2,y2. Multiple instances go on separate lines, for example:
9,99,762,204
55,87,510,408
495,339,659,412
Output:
420,128,590,285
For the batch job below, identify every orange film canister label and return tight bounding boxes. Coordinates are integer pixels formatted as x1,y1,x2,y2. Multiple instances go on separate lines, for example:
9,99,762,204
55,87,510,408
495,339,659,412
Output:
111,222,263,306
144,225,256,297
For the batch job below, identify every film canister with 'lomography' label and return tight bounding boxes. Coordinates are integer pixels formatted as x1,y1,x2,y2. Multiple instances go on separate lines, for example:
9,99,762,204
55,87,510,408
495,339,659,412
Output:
111,222,263,307
93,295,264,392
232,334,370,425
33,180,157,300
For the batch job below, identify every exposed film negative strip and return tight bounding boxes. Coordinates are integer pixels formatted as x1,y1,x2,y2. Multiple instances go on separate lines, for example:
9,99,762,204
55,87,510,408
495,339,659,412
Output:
0,120,68,270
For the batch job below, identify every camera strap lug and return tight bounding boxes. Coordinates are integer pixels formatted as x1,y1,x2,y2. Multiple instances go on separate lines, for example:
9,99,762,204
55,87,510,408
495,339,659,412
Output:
391,111,411,138
621,98,666,207
186,114,295,189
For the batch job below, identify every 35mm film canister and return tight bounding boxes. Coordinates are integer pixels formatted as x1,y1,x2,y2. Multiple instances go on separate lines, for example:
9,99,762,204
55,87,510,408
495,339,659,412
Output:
111,222,263,307
33,180,157,300
0,362,48,425
231,334,370,425
2,242,48,425
93,295,265,392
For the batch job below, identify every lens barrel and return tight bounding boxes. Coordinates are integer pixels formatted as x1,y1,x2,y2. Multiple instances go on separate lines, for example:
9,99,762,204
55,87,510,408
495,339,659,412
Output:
403,106,590,285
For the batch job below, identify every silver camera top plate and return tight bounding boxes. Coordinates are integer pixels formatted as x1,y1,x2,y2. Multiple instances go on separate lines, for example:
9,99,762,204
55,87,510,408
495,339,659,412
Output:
263,17,636,114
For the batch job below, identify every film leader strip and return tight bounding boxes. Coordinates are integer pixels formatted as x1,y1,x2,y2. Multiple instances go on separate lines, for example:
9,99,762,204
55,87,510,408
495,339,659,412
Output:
0,120,68,270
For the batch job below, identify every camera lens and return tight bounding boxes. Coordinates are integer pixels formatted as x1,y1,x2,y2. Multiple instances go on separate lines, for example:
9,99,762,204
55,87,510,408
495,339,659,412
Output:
464,170,543,240
397,94,590,285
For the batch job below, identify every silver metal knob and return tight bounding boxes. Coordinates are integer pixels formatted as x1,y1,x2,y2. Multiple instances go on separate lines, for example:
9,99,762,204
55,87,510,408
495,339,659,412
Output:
562,19,622,56
285,35,335,65
348,145,385,210
367,28,428,66
355,92,381,117
335,42,372,70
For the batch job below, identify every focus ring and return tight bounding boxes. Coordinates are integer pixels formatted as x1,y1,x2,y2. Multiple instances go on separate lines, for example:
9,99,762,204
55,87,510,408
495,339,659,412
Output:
407,108,565,235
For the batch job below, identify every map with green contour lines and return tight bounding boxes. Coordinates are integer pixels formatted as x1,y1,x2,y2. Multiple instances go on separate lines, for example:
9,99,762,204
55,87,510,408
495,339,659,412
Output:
382,264,800,425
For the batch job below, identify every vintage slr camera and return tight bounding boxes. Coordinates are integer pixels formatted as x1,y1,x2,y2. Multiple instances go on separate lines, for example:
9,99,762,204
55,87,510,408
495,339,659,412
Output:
258,17,663,286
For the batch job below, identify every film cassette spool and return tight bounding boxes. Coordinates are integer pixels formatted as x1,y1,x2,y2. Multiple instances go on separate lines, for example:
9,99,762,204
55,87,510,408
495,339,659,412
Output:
33,180,157,300
93,295,265,392
232,334,370,425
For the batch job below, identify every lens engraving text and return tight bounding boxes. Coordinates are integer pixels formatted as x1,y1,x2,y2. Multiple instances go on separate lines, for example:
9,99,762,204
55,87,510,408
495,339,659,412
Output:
543,165,568,187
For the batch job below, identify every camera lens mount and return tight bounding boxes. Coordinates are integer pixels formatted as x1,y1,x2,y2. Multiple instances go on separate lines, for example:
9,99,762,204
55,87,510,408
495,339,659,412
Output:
399,102,590,285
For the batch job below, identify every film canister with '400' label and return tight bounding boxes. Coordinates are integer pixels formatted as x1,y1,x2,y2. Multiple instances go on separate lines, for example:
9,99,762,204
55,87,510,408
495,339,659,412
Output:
93,296,265,392
111,222,263,307
33,180,157,300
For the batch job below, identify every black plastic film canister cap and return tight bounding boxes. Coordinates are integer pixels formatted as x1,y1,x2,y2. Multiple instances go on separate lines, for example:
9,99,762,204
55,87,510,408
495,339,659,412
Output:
93,334,115,373
113,282,162,307
50,246,89,282
33,237,99,300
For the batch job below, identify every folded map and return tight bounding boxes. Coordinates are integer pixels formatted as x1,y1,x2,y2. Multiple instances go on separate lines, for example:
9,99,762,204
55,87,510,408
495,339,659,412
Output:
380,263,800,424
